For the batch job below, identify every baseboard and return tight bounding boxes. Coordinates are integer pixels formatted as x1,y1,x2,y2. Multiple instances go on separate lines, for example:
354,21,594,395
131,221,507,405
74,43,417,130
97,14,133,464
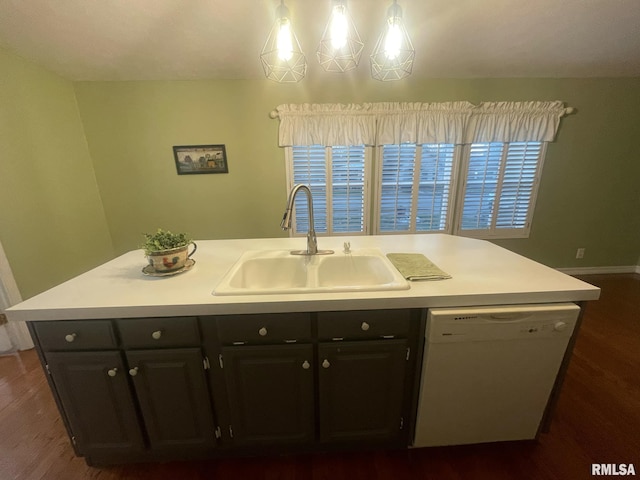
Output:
556,265,639,275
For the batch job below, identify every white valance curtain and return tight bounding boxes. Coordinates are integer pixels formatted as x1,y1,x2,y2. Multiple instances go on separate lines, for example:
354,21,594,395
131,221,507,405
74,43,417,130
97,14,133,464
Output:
273,101,572,146
275,103,377,146
465,101,569,143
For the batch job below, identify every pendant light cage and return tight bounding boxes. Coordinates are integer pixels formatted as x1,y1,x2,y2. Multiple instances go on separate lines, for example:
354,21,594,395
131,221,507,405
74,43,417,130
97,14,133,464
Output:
316,1,364,73
260,3,307,83
370,1,415,81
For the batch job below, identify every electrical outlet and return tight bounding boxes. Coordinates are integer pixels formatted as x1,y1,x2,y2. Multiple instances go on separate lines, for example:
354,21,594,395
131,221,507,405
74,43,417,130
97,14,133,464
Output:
576,248,585,259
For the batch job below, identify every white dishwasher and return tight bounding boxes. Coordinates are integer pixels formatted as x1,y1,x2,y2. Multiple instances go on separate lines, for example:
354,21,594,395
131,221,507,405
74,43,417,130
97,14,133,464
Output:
413,303,580,447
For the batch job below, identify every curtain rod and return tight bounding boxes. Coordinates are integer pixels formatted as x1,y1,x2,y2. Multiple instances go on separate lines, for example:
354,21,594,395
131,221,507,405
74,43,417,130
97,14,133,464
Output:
269,103,576,119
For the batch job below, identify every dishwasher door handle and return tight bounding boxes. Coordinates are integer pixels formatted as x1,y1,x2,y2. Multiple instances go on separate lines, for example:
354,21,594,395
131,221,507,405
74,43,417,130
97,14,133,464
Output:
487,312,533,321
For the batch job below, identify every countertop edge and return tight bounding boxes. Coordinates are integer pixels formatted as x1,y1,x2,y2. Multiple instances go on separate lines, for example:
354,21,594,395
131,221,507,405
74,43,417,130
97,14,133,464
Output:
7,289,601,322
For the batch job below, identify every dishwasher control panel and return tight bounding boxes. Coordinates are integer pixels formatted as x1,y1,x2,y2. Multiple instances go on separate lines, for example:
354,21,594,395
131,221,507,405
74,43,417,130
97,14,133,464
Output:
426,303,580,343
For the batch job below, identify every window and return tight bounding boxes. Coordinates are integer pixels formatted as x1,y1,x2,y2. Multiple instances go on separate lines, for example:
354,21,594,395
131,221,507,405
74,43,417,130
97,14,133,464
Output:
456,142,545,238
376,144,456,233
278,101,567,240
287,145,369,235
286,140,545,240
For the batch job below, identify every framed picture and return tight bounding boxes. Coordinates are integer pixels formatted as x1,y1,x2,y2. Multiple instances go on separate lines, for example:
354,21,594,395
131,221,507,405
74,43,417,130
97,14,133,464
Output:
173,144,228,175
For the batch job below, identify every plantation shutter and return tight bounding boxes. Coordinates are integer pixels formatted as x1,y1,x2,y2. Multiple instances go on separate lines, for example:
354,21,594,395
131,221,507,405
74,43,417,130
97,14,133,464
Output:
331,146,367,233
290,145,367,235
378,144,416,232
496,142,543,229
377,144,455,233
416,144,456,232
291,146,327,234
457,142,544,237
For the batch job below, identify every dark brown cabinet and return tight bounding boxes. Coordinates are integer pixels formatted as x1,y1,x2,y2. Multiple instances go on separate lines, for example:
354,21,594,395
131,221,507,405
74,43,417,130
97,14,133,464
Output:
30,308,424,465
211,309,420,449
318,340,408,443
209,313,315,447
31,318,218,464
125,348,216,450
46,350,145,456
316,309,417,446
222,344,314,445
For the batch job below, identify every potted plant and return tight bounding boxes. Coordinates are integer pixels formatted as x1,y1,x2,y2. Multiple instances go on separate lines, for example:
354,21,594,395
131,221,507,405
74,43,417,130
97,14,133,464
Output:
141,229,197,273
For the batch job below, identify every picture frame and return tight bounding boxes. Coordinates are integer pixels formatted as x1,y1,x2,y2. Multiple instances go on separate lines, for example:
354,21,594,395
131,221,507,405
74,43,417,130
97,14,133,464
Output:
173,144,228,175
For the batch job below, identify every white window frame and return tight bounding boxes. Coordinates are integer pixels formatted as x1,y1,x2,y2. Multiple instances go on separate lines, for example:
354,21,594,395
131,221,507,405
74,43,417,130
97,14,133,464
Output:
372,144,462,235
284,145,372,236
453,142,547,239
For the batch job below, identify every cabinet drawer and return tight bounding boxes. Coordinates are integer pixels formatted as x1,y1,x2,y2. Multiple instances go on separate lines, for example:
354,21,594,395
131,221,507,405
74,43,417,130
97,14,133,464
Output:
216,313,311,344
116,317,200,348
317,310,411,340
34,320,117,351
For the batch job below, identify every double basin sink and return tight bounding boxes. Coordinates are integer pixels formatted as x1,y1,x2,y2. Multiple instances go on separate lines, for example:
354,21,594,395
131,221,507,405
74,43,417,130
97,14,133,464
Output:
214,248,409,295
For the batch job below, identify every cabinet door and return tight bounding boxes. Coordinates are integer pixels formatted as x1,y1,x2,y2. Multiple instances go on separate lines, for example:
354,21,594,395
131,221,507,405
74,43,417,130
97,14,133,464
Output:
222,344,314,446
318,340,408,443
46,351,145,456
126,348,216,450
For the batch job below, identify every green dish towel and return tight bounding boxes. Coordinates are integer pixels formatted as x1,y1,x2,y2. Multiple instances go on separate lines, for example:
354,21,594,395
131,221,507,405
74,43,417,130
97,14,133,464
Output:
386,253,452,281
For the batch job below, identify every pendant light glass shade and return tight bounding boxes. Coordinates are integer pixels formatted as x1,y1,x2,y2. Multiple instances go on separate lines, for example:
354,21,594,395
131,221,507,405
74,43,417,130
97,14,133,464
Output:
316,0,363,72
370,1,415,81
260,2,307,83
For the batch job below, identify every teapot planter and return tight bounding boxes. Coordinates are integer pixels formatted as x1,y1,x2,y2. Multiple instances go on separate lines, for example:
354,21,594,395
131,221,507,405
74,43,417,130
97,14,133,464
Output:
140,229,197,274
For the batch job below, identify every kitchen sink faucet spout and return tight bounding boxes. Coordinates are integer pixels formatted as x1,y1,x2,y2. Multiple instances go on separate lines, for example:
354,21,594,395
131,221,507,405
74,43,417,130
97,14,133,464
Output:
280,184,333,256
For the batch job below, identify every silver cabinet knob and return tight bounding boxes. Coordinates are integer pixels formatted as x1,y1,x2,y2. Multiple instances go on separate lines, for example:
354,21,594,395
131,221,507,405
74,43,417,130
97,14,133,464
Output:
129,367,139,376
107,368,118,377
322,359,330,369
151,330,162,340
258,327,268,337
361,322,370,331
65,333,77,343
302,360,310,370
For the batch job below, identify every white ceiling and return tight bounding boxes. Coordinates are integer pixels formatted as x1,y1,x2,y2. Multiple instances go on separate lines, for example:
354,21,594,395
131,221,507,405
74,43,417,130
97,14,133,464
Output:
1,0,639,81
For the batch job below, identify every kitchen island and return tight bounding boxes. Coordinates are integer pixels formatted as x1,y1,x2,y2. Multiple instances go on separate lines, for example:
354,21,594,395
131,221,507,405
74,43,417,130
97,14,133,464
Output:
6,234,600,466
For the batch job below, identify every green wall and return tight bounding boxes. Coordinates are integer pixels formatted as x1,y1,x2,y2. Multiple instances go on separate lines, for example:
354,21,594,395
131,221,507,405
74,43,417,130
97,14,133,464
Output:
1,45,639,300
75,77,640,269
0,48,114,299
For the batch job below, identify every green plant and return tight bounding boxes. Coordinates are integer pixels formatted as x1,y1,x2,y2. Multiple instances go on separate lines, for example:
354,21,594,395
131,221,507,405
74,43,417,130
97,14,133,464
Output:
140,229,192,256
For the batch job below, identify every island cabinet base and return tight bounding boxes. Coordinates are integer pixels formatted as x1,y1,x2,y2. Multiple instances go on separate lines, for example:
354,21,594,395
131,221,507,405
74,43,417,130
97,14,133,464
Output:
27,308,425,466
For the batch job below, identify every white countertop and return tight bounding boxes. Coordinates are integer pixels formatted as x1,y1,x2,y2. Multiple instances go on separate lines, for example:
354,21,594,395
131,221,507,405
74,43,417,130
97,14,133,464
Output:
6,234,601,322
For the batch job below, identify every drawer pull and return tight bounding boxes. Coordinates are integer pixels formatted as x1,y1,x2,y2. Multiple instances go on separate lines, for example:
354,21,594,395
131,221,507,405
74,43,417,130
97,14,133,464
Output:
302,360,310,370
65,333,77,343
361,322,370,331
322,359,330,369
107,368,118,377
258,327,268,337
151,330,162,340
129,367,139,377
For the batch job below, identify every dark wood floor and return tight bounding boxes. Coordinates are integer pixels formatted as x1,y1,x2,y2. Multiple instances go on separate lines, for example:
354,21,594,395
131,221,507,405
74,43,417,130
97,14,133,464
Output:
1,273,638,480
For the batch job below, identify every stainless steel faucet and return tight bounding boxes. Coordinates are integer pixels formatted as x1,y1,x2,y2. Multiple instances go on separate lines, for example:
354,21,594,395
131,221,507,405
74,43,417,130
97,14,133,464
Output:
280,184,333,256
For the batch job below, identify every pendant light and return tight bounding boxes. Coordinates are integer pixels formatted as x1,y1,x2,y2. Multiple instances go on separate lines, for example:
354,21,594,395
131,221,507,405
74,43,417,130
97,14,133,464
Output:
316,0,363,72
260,1,307,83
370,0,415,81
